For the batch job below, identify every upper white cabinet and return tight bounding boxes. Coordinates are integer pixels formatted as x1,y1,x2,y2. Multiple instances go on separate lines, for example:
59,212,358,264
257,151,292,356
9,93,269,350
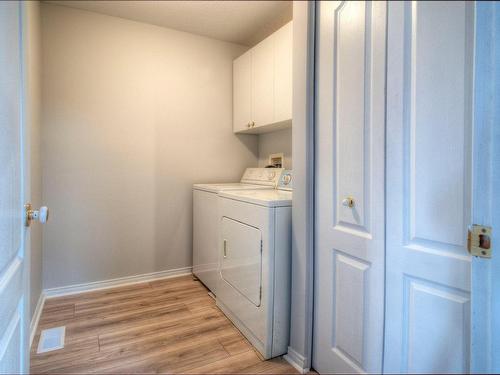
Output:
274,22,293,123
233,21,292,134
251,35,275,129
233,50,252,133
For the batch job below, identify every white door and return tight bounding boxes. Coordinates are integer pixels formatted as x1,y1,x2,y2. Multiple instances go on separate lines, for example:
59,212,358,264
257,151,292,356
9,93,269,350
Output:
313,1,386,373
0,1,29,373
384,2,473,373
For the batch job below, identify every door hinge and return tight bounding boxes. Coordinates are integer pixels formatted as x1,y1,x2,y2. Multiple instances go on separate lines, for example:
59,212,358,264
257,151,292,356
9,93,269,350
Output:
259,286,262,300
467,224,492,258
260,240,263,253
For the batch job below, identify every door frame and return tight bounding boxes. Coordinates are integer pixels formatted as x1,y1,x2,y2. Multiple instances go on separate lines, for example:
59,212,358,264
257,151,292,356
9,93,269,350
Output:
20,1,32,371
471,2,500,373
286,1,316,373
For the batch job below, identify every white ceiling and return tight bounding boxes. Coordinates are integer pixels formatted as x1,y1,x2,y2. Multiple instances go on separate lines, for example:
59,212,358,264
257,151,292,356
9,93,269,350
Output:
45,1,292,46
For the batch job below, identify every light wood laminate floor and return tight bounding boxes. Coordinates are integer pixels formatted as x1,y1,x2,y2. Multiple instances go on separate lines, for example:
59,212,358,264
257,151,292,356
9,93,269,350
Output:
30,275,299,374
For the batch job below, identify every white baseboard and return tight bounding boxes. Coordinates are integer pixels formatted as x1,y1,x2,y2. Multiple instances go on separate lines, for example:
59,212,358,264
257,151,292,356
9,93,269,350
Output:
283,346,310,374
43,267,193,299
30,292,46,348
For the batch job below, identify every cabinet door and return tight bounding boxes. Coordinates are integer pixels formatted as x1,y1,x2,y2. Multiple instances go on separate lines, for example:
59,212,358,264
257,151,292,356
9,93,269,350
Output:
251,36,274,129
233,50,252,133
274,21,293,123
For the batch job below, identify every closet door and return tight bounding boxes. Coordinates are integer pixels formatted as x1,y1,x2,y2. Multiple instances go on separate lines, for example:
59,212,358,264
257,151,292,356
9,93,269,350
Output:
384,2,473,373
313,2,386,373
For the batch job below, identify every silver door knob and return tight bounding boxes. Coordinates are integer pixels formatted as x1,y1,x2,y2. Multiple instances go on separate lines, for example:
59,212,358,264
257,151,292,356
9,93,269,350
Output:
342,197,355,208
25,203,49,227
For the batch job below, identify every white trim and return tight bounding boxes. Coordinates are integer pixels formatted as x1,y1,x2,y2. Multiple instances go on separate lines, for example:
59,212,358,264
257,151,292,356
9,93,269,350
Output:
44,267,192,299
283,346,311,374
289,1,316,371
30,292,45,348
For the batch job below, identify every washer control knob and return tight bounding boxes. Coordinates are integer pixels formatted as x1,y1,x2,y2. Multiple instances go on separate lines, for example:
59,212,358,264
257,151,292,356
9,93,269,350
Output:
283,174,292,185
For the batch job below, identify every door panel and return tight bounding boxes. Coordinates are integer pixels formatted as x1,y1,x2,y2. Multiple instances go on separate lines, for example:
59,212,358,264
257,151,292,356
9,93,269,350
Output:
0,314,21,374
334,254,369,366
0,1,27,373
251,36,274,128
233,50,252,132
384,1,473,373
313,2,386,373
221,217,262,306
274,22,292,123
405,279,469,373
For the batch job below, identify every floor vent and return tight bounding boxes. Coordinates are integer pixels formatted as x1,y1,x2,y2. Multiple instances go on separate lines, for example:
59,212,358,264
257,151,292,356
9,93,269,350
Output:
37,326,65,354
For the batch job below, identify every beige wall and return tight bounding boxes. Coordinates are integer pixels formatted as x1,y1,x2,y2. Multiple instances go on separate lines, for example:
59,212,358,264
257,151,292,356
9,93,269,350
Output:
258,128,292,169
41,4,258,289
24,1,43,318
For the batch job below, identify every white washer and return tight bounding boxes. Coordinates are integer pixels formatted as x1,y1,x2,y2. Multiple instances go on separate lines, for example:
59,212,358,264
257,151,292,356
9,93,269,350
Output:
193,168,283,294
216,171,293,359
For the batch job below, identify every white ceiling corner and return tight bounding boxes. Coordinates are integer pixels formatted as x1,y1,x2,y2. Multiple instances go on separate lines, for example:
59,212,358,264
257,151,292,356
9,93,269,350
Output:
44,0,293,46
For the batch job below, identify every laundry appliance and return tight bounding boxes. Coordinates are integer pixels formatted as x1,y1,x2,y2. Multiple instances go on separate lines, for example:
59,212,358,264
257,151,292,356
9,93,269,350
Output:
216,170,293,359
192,168,283,294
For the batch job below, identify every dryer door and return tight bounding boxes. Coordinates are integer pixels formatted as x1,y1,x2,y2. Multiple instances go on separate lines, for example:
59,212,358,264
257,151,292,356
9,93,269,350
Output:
221,217,262,306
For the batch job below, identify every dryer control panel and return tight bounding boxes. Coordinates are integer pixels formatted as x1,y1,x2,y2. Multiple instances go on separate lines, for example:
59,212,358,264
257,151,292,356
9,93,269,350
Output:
277,170,293,191
240,168,284,187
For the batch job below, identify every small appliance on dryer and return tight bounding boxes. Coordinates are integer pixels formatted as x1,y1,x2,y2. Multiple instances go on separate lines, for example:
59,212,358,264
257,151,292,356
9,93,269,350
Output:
193,168,283,294
216,170,293,359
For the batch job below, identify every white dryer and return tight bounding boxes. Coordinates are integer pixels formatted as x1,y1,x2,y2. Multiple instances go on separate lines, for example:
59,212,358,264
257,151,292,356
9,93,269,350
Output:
192,168,283,294
216,171,293,359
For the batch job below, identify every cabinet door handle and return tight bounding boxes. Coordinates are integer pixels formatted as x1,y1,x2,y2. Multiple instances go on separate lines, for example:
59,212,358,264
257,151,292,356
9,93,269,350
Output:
223,239,227,258
251,121,255,128
247,122,251,128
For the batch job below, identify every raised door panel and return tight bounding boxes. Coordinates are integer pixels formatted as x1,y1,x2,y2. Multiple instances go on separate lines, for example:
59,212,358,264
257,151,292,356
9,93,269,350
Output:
384,1,473,373
334,254,369,366
405,279,469,373
251,36,274,129
233,50,252,133
334,1,369,233
410,1,471,250
274,21,293,124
